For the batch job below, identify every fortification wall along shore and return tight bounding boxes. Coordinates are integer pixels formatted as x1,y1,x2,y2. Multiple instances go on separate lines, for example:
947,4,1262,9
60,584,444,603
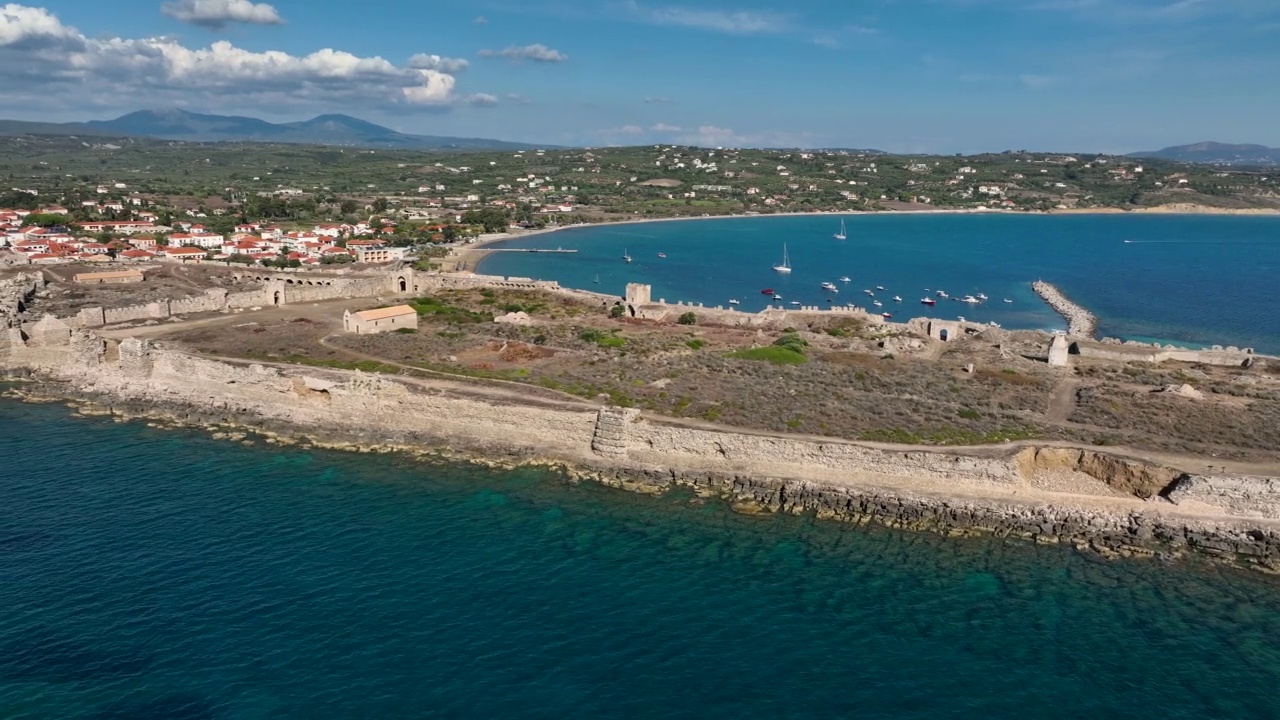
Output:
4,335,1280,570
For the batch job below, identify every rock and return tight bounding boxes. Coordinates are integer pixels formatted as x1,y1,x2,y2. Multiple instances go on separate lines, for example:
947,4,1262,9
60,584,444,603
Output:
1159,383,1204,400
494,311,533,326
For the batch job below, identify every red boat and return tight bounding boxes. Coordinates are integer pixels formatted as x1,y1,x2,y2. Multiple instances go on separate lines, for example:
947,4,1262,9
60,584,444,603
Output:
761,288,775,295
920,298,936,306
882,312,893,319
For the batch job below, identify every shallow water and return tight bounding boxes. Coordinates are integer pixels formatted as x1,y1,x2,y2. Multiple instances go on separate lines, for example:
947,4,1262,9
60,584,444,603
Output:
2,399,1279,718
477,214,1280,353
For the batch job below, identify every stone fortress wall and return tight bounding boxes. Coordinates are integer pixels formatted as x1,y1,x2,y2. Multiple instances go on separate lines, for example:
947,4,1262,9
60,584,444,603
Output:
4,325,1280,565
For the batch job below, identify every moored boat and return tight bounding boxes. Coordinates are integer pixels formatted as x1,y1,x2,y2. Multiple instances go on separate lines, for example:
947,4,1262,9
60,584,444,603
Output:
920,297,936,306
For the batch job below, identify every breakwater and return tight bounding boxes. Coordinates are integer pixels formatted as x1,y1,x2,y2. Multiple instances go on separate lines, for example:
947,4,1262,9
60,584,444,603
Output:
1033,280,1097,338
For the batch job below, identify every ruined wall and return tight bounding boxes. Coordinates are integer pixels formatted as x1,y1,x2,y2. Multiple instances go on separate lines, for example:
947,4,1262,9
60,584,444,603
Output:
1073,341,1261,367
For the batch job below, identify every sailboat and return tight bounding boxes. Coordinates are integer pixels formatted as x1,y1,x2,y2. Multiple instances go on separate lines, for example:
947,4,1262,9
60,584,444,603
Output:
772,244,792,274
833,218,847,240
592,274,600,284
622,248,632,263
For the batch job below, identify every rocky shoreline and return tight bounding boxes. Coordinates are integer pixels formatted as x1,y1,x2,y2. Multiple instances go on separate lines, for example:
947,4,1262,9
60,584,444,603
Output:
1033,280,1098,338
6,375,1280,575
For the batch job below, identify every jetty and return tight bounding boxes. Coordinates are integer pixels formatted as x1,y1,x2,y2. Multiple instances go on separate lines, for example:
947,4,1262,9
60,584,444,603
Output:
485,248,578,254
1033,280,1097,338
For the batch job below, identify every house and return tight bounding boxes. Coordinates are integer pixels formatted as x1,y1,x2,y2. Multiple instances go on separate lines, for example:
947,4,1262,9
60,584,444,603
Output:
73,270,144,284
158,247,208,263
77,221,156,234
343,305,418,335
352,245,406,264
118,249,156,262
168,233,224,249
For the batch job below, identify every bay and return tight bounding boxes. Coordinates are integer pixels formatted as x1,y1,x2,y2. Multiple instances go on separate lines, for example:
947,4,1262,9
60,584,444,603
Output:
476,213,1280,353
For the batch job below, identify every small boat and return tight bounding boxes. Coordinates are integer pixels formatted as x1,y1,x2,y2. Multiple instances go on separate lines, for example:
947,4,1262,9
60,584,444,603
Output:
1003,298,1012,303
772,294,783,301
790,300,801,306
872,300,883,307
773,244,792,274
961,295,980,304
761,288,775,295
920,298,937,306
657,252,667,258
936,290,949,298
882,312,893,319
976,293,988,301
623,248,632,263
988,321,1001,328
892,295,902,302
876,285,885,291
839,276,851,283
728,299,740,305
958,316,966,322
592,274,600,284
821,281,838,292
833,218,847,240
863,289,874,296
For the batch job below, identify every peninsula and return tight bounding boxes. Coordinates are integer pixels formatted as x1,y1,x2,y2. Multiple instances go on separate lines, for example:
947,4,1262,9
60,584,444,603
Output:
4,261,1280,573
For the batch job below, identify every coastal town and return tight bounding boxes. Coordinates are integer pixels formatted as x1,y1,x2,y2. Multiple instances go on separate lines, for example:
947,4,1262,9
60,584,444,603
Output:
2,136,1279,272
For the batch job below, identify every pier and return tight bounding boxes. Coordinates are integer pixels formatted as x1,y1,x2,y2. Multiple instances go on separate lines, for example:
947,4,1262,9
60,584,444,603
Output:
484,248,578,254
1033,280,1097,338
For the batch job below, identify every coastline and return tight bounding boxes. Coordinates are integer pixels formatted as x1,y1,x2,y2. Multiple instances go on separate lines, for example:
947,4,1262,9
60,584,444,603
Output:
457,204,1280,274
5,342,1280,572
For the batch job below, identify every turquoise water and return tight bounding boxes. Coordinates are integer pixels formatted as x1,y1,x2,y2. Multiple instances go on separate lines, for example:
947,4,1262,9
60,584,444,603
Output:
3,400,1280,718
477,214,1280,353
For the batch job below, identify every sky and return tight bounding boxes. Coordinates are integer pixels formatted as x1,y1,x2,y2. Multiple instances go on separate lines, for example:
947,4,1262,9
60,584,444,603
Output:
1,0,1278,153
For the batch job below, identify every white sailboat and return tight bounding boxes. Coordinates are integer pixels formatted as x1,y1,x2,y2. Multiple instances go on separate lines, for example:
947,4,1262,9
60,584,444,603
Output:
622,248,632,263
772,244,792,274
833,218,847,240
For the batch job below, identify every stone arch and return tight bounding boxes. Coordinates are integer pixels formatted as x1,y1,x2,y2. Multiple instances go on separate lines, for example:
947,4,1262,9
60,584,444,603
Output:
397,276,408,292
938,328,948,341
627,304,636,318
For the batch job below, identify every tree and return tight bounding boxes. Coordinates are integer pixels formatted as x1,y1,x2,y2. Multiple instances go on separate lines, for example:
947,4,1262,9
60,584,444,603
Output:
609,304,626,318
677,311,697,325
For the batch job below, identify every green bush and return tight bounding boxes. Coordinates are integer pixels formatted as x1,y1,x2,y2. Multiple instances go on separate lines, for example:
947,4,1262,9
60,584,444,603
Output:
772,333,809,355
677,311,697,325
728,346,808,365
609,305,626,318
394,327,416,334
957,408,982,420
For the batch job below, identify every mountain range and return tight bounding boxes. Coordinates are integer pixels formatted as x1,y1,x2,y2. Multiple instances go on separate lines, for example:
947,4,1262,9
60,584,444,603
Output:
0,108,549,151
1128,142,1280,167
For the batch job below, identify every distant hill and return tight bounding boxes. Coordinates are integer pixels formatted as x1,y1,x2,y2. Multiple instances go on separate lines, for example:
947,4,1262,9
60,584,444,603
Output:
1129,142,1280,167
0,109,553,151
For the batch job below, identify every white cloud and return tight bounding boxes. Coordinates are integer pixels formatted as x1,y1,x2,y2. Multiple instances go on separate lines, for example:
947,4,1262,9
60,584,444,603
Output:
622,1,786,35
0,4,481,110
465,92,498,106
600,125,645,135
679,125,745,146
407,53,469,73
650,123,681,132
161,0,284,29
478,43,568,63
473,15,488,24
643,96,672,104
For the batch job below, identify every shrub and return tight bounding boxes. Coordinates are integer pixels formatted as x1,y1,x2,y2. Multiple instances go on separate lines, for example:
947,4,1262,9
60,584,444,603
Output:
728,346,808,365
686,339,706,350
677,311,697,325
394,327,416,335
772,333,809,355
957,408,982,420
609,305,626,318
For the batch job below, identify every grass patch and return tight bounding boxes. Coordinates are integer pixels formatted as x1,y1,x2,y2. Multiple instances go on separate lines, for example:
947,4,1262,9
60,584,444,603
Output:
860,426,1039,446
273,355,402,374
686,339,706,350
727,346,808,365
409,296,488,324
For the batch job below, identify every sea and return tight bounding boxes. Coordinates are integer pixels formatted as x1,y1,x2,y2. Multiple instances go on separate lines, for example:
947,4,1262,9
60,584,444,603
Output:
2,399,1279,718
476,213,1280,354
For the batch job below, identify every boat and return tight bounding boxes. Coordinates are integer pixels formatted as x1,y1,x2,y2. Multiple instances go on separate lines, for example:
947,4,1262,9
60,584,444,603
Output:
872,300,883,307
839,276,851,282
833,218,847,240
790,300,801,306
820,281,838,292
936,290,949,298
958,316,966,322
976,293,988,301
728,299,740,305
772,294,783,301
881,312,893,319
592,274,600,284
623,249,632,263
876,285,885,291
920,298,936,306
657,252,667,258
772,244,792,273
761,288,775,295
961,295,981,304
892,295,902,302
1003,298,1012,303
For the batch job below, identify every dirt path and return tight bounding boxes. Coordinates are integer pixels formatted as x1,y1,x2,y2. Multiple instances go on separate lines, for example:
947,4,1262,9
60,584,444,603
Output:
1046,377,1080,422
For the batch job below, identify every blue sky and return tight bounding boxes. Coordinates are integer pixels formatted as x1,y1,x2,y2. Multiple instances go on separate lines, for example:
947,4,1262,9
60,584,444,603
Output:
2,0,1278,152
